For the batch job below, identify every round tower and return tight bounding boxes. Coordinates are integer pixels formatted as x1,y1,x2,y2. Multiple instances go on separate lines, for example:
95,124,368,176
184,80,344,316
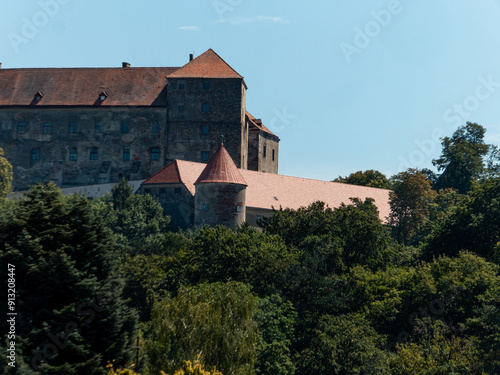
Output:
194,143,247,229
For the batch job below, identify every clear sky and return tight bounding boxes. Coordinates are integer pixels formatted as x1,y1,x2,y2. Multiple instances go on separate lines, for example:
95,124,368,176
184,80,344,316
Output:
1,0,500,181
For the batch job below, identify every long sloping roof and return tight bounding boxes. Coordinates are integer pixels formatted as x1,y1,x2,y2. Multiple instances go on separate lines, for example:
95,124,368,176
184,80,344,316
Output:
167,49,243,79
194,144,247,185
0,67,177,106
142,160,391,222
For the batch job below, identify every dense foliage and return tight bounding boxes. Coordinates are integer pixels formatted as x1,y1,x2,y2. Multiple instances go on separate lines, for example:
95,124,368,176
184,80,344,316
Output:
2,123,500,374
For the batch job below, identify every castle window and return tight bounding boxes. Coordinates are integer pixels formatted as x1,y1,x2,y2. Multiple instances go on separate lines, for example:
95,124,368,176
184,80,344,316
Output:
178,83,185,90
123,148,130,161
159,188,166,196
151,147,160,160
236,205,242,212
68,122,77,133
42,122,51,134
30,148,40,162
202,125,210,135
90,148,98,160
17,122,26,134
272,149,275,161
144,188,151,195
174,187,181,195
95,122,103,133
178,104,185,112
151,121,160,134
69,148,77,161
202,203,209,211
202,151,209,162
263,146,267,158
121,121,129,134
203,82,211,90
202,103,210,113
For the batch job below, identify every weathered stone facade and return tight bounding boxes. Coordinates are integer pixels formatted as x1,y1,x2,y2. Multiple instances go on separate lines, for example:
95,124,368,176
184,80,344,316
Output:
166,77,247,168
0,49,279,190
0,107,166,188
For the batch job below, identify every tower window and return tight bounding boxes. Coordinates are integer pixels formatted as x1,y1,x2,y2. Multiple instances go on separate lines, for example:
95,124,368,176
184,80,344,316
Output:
95,122,103,133
151,147,160,160
42,122,51,134
202,151,209,162
121,121,129,134
69,148,77,161
263,146,267,158
90,148,98,160
30,148,40,162
17,122,26,134
236,205,242,212
202,203,209,211
272,149,275,161
123,148,130,161
178,83,185,90
202,125,210,135
178,104,185,112
202,103,210,113
151,121,160,134
203,82,211,90
68,122,77,133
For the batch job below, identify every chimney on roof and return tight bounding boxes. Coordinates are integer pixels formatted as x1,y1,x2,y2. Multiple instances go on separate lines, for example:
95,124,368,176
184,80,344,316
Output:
189,54,194,62
122,62,130,68
0,62,2,69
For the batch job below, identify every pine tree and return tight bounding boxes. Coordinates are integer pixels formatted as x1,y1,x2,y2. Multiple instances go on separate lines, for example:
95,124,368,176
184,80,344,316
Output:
0,183,137,374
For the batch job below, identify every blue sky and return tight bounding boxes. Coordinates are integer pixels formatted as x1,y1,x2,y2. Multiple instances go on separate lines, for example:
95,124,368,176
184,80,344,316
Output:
2,0,500,181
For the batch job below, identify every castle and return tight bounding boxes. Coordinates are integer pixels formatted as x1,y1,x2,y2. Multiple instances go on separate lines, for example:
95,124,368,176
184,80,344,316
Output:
0,49,279,190
1,49,392,229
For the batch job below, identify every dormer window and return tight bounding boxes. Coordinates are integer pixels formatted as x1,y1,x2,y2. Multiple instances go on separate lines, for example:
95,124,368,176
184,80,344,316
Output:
99,91,108,101
35,91,44,102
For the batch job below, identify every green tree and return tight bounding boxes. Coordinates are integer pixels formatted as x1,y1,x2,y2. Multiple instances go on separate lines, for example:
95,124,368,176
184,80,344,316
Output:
389,319,482,374
176,225,297,296
0,147,12,198
146,282,257,375
92,179,170,254
425,177,500,263
433,122,490,194
260,199,392,271
255,295,297,375
333,170,391,189
389,169,436,245
465,284,500,374
298,314,390,375
0,183,137,374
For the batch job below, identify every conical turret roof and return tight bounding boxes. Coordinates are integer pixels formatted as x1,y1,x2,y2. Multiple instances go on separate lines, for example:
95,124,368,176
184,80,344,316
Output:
194,144,247,186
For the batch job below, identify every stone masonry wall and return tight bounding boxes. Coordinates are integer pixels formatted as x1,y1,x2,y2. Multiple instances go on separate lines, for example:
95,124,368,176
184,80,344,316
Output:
166,78,246,168
0,107,166,190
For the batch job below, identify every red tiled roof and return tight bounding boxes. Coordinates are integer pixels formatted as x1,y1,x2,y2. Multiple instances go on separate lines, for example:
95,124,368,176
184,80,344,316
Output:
194,144,247,186
167,49,243,79
142,160,183,184
246,111,276,136
0,67,178,106
141,160,392,222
